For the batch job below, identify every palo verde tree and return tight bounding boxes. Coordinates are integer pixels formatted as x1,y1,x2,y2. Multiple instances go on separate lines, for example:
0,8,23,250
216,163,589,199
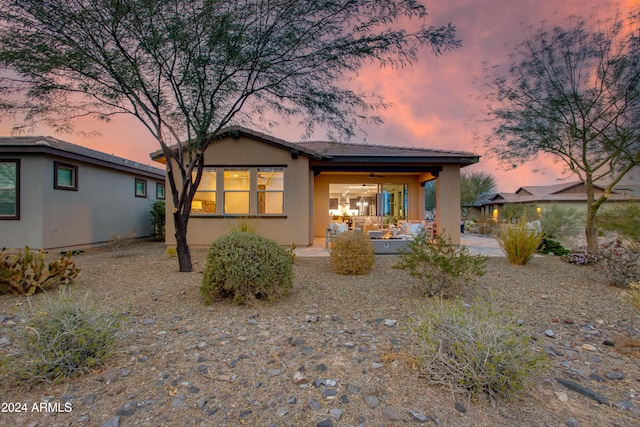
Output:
483,9,640,252
0,0,460,271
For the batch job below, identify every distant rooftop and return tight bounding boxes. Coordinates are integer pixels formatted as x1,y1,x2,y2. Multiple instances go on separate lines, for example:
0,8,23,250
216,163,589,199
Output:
0,135,164,179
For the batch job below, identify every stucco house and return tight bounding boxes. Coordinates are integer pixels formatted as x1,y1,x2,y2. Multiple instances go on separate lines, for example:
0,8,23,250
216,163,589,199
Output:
151,127,480,248
1,136,165,250
476,181,640,221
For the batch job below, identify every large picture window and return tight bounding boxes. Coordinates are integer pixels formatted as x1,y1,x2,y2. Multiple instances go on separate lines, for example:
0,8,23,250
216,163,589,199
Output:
224,169,250,214
191,168,216,214
0,159,19,219
257,168,284,215
54,161,78,191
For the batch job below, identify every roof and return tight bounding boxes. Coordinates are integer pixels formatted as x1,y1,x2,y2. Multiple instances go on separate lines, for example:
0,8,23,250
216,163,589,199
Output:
483,181,640,205
149,126,480,169
0,135,164,179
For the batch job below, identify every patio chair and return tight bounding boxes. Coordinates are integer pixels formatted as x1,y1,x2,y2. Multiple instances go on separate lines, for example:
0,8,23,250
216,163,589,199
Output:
325,222,349,248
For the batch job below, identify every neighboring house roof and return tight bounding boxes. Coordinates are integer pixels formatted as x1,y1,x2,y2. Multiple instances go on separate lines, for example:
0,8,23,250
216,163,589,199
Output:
483,181,640,205
0,135,164,180
149,126,480,170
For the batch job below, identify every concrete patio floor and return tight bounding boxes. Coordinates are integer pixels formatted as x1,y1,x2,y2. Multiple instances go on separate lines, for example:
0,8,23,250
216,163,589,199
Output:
294,234,504,257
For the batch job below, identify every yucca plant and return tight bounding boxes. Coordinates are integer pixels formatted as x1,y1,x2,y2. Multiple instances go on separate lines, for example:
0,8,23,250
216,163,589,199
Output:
496,219,542,265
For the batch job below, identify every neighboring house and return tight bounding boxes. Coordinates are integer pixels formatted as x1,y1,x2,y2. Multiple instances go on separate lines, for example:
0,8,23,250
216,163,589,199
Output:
0,136,165,250
476,181,640,221
151,126,479,247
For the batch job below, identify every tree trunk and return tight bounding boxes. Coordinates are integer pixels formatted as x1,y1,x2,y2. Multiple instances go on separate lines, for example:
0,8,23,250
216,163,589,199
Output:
585,203,598,253
174,211,193,272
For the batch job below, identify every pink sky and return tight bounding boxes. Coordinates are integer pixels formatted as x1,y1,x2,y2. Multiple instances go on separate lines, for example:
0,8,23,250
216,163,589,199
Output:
1,0,635,192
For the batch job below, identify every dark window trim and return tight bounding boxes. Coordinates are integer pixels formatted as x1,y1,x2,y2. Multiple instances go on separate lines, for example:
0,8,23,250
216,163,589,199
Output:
53,161,78,191
0,159,20,220
135,178,147,198
156,182,165,200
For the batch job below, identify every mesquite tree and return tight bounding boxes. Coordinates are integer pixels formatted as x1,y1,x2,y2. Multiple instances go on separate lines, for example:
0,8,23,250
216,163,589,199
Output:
0,0,460,271
484,10,640,251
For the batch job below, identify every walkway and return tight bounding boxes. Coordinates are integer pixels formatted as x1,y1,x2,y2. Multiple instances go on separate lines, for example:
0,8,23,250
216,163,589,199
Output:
294,234,504,257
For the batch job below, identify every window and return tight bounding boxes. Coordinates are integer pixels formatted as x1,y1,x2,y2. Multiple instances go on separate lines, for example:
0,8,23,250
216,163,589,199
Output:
54,161,78,191
257,168,284,215
156,182,165,200
0,159,19,219
191,168,216,214
223,169,250,214
135,178,147,198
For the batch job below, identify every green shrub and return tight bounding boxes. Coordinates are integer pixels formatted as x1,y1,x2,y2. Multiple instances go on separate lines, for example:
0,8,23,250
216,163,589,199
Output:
0,247,80,295
412,297,547,399
537,237,569,256
394,233,487,297
597,203,640,242
496,220,542,265
539,204,583,241
150,200,166,241
3,290,124,386
201,231,293,305
329,231,375,275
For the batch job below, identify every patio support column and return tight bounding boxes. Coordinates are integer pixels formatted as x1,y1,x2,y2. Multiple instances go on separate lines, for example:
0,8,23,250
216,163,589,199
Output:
436,165,461,245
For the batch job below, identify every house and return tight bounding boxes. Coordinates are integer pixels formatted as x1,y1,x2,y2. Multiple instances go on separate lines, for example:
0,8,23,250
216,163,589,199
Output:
150,127,480,247
477,181,640,221
0,136,165,250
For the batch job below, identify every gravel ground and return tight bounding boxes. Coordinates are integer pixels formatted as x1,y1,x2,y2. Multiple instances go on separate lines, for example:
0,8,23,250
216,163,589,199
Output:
1,240,639,427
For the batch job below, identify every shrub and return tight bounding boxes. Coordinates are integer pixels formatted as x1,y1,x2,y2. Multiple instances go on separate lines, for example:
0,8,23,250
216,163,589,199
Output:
412,297,547,399
0,247,80,295
108,231,136,257
201,231,293,305
561,247,599,265
3,290,124,386
537,237,569,256
329,231,375,275
597,203,640,242
394,233,487,297
496,220,542,265
597,239,640,288
150,200,166,241
539,204,583,240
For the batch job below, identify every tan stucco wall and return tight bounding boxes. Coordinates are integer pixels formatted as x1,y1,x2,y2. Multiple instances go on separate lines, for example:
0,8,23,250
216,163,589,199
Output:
312,173,425,237
0,153,162,250
436,165,462,245
164,135,311,248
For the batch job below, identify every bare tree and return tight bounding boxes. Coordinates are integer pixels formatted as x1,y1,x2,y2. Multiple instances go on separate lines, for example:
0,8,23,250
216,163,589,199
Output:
0,0,460,271
483,9,640,251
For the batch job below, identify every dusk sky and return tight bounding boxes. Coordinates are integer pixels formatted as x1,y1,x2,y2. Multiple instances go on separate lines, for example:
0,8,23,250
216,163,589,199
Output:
1,0,636,192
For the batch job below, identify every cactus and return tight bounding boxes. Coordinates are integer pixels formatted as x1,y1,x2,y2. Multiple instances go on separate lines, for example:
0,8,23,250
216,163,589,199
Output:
0,247,80,295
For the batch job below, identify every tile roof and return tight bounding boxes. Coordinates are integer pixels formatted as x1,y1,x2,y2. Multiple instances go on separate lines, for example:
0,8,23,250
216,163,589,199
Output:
295,140,478,158
0,135,164,179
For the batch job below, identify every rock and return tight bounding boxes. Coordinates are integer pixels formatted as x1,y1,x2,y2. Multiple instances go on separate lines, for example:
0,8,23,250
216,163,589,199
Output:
364,395,380,408
247,318,258,325
339,394,349,404
545,330,555,338
289,336,305,346
566,417,579,427
408,409,430,423
605,371,624,380
322,388,338,399
287,396,297,404
555,378,608,404
582,344,597,351
383,319,398,327
276,407,288,417
308,397,322,411
346,384,360,393
454,402,467,413
329,408,343,420
78,415,90,423
267,368,282,377
589,373,605,382
292,371,306,384
602,339,615,347
343,341,356,349
555,391,568,402
316,363,328,372
101,369,120,384
142,318,155,325
371,362,384,369
171,395,185,410
99,417,120,427
615,400,636,411
106,384,126,396
323,378,337,387
381,407,401,420
317,419,333,427
116,406,136,416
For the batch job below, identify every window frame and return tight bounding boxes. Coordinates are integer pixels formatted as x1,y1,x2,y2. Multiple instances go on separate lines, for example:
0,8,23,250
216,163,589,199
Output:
53,161,78,191
256,167,285,215
135,178,147,198
156,182,165,200
190,167,217,215
0,159,20,220
223,168,250,215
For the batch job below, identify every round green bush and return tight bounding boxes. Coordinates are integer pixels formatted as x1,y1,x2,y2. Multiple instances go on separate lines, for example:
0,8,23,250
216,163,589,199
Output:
329,231,375,275
201,231,293,305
